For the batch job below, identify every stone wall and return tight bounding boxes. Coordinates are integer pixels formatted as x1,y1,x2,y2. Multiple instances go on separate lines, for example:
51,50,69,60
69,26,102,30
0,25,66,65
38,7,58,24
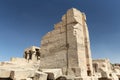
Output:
40,8,93,77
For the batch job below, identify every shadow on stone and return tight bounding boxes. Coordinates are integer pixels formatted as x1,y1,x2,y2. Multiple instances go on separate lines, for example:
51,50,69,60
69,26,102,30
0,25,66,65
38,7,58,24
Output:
0,78,13,80
99,78,112,80
56,76,67,80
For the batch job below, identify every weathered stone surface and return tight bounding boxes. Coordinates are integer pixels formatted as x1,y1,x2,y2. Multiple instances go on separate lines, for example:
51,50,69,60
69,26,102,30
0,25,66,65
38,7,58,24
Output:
0,69,11,78
67,67,81,77
0,56,40,80
93,59,112,77
40,8,93,77
1,8,120,80
93,59,112,73
93,59,119,80
33,71,48,80
10,57,27,63
10,69,35,80
41,69,62,80
26,78,33,80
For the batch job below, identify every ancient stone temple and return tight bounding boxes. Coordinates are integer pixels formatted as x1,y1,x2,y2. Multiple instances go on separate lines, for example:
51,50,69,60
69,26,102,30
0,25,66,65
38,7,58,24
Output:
40,8,93,77
1,8,120,80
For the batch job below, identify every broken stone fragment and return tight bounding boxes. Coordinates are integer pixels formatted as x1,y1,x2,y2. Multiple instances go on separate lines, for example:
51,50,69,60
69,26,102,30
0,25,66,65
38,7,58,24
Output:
33,71,48,80
41,69,62,80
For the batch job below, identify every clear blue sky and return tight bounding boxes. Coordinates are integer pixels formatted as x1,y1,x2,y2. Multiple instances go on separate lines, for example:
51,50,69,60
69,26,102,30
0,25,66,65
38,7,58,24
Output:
0,0,120,63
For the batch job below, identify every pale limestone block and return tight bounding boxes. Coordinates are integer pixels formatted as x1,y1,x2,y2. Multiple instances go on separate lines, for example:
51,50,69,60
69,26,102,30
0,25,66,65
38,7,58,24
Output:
0,69,11,78
101,71,110,78
33,71,48,80
66,8,83,25
10,69,35,80
10,57,27,63
40,51,67,69
42,69,62,80
26,78,32,80
67,68,81,77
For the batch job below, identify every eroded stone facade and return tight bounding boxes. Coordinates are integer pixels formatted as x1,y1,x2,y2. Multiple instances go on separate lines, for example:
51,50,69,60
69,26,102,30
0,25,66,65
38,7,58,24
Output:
40,8,93,77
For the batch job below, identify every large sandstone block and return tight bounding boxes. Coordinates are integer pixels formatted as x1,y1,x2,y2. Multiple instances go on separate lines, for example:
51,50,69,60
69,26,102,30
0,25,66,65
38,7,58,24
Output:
33,71,48,80
0,69,11,78
42,69,62,80
10,69,35,80
40,51,67,69
62,8,83,25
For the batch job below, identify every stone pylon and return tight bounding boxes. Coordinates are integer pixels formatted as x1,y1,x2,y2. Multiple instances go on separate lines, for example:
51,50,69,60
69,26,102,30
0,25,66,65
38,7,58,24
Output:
40,8,93,77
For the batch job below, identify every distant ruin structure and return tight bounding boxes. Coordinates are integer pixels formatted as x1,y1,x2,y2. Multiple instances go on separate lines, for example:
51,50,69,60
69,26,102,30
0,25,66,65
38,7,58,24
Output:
24,46,41,62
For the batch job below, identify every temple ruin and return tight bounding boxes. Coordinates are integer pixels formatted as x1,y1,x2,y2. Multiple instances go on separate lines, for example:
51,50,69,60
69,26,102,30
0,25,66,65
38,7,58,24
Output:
40,8,93,77
0,8,120,80
24,46,41,62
